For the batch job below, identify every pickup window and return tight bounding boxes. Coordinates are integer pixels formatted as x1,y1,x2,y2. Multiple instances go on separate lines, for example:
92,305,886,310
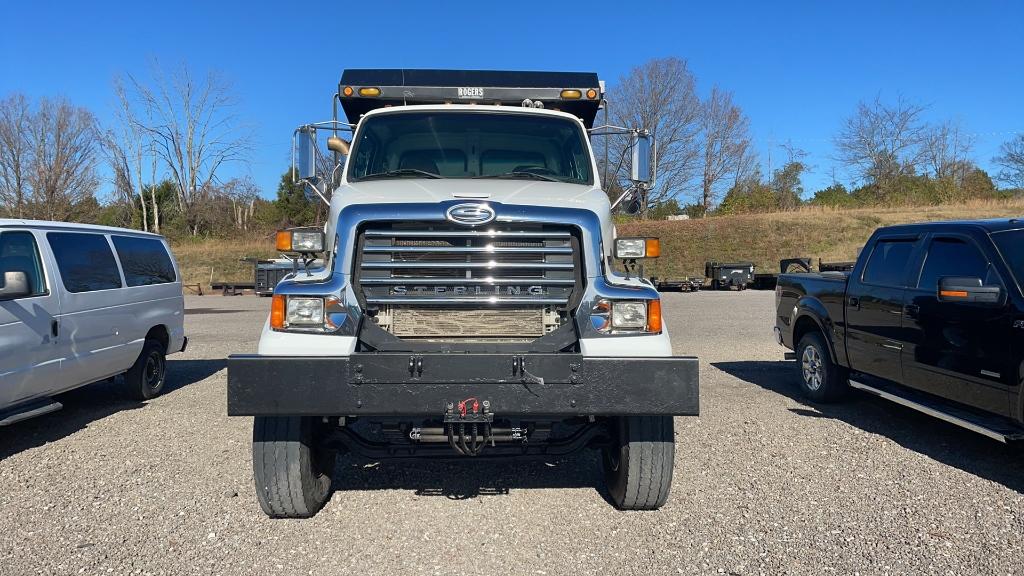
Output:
862,238,915,287
916,237,999,289
992,229,1024,291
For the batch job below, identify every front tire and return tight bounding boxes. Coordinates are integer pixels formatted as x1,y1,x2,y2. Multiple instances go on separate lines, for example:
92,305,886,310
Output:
252,416,335,518
124,338,166,401
796,332,848,402
602,416,675,510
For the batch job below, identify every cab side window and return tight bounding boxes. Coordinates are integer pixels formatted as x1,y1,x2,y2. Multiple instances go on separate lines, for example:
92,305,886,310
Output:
917,237,1000,290
47,232,123,293
862,239,916,286
0,231,46,296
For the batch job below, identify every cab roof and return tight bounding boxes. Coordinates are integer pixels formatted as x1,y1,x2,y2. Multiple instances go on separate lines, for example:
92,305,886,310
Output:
881,217,1024,235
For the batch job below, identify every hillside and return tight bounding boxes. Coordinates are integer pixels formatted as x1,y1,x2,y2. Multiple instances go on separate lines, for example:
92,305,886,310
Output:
619,199,1024,278
170,199,1024,287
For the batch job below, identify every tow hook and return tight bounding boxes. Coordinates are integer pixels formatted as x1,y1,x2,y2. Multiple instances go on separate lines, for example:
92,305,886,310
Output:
444,398,494,456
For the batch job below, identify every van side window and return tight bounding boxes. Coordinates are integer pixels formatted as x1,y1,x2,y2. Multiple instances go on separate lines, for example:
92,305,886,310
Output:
0,231,46,296
111,236,176,286
917,237,999,290
47,232,123,293
862,239,916,287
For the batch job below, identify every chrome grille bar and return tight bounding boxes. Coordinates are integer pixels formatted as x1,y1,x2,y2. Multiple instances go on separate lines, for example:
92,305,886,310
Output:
361,261,573,270
363,245,572,254
359,277,576,285
364,230,571,238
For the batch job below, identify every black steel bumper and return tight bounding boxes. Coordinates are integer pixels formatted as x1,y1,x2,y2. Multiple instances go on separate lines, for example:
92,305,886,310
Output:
227,353,699,417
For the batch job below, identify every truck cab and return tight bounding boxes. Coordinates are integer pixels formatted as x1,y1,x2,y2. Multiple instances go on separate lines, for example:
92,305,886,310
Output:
775,219,1024,441
227,70,700,518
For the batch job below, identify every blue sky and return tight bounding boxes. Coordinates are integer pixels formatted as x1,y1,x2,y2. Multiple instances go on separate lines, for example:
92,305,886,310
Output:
2,1,1022,202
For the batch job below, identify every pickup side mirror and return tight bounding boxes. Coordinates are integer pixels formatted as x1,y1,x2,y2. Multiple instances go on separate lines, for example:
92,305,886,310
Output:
630,132,654,184
0,270,31,300
938,276,1003,305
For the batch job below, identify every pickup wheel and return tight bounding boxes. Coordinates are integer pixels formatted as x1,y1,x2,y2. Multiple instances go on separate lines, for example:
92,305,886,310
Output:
796,332,848,402
602,416,675,510
252,416,335,519
124,338,166,401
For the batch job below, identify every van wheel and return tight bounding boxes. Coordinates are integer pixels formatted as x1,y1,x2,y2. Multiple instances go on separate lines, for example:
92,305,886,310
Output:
252,416,335,519
796,332,847,402
125,338,166,401
602,416,675,510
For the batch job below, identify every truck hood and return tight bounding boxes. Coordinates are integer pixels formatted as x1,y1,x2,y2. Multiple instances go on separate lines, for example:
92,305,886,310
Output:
325,178,615,255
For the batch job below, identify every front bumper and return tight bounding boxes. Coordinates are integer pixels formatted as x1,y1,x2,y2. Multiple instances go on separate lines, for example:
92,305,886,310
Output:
227,353,699,417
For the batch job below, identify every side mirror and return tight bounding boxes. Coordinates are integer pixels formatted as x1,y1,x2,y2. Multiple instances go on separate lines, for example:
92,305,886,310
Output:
630,132,654,184
938,276,1003,305
296,127,317,180
0,270,31,300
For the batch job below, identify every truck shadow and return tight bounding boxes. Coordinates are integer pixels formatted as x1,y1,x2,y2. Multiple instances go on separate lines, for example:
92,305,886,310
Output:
0,358,225,461
330,451,604,501
712,360,1024,494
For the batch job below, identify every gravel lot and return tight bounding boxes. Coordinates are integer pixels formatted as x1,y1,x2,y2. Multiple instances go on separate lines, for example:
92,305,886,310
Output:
2,291,1023,575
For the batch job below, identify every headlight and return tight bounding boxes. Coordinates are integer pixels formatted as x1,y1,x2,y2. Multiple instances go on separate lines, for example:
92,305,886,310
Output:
614,237,661,259
286,297,324,326
611,301,647,328
591,299,662,333
275,228,325,253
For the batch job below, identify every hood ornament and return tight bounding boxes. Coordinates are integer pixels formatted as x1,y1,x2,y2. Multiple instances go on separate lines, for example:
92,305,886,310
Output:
446,203,496,226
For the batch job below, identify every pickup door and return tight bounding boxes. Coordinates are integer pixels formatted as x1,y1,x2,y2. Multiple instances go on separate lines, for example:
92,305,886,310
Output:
844,235,921,383
901,233,1012,416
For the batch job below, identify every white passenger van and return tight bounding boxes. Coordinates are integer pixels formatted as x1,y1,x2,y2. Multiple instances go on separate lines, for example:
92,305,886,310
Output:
0,219,186,425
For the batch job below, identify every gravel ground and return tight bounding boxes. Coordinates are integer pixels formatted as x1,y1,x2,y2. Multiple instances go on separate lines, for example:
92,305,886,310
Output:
2,291,1023,575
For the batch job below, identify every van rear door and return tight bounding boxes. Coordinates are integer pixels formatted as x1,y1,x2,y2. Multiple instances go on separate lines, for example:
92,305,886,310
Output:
0,229,63,408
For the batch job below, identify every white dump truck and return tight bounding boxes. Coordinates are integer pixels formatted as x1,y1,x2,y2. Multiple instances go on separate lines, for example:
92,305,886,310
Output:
227,69,699,518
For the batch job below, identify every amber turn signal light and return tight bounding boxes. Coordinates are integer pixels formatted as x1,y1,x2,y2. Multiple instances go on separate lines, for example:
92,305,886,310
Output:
275,230,292,251
270,295,286,329
645,238,661,258
647,299,662,333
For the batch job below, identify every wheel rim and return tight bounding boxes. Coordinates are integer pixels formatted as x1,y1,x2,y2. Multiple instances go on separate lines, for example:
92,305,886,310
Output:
144,352,164,391
802,346,823,391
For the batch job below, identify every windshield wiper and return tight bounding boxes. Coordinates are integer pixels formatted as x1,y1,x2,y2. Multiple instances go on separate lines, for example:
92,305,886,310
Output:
473,171,562,182
357,168,441,181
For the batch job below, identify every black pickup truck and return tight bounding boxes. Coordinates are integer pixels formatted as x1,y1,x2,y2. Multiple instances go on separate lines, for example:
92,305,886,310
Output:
774,218,1024,441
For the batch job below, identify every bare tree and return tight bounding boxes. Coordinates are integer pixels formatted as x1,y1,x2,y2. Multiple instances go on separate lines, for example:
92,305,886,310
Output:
699,86,751,211
223,176,259,231
833,96,928,191
0,94,32,217
25,98,100,221
604,57,703,211
127,63,249,235
99,78,153,230
994,134,1024,190
922,120,974,183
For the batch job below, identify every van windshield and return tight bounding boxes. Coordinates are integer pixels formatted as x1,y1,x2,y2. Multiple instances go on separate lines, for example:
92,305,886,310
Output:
992,229,1024,289
347,112,593,185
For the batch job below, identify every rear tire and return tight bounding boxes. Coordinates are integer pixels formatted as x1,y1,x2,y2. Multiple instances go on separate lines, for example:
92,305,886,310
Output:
796,331,848,402
252,416,335,518
602,416,675,510
124,338,166,401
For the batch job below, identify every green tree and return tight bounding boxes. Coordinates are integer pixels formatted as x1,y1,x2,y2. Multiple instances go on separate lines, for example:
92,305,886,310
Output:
273,169,316,226
809,183,855,208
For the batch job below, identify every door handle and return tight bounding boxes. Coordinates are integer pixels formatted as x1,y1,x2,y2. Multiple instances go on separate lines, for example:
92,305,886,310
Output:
849,296,860,309
51,320,58,337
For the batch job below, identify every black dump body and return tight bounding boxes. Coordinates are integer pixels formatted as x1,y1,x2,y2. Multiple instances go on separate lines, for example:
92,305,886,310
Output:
705,261,755,290
338,69,603,127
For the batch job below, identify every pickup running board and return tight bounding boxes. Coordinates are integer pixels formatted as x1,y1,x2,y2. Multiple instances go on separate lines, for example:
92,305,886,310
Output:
849,379,1024,443
0,398,63,426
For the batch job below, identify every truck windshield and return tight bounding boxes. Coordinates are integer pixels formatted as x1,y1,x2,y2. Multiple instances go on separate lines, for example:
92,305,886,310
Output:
347,112,593,185
992,229,1024,289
